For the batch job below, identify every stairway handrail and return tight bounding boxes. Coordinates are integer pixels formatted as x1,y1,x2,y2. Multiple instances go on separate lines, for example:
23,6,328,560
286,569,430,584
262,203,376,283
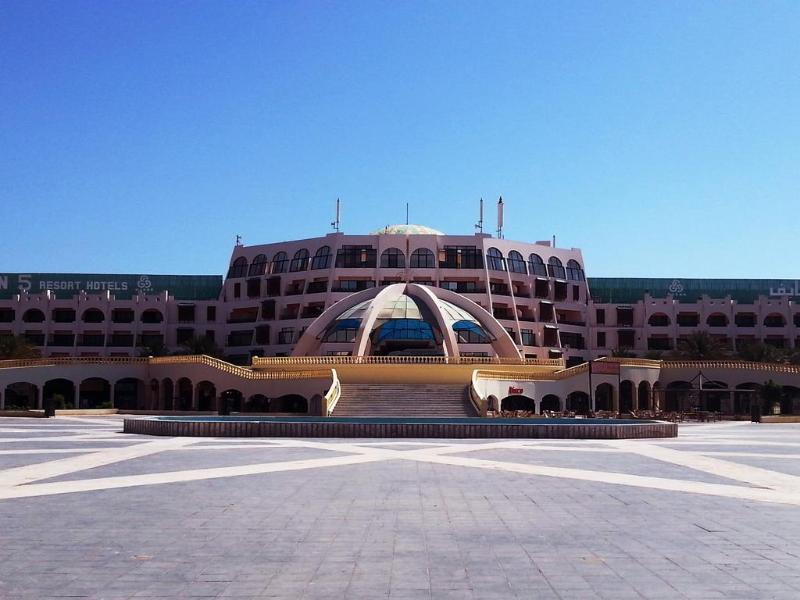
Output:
469,369,488,416
325,369,341,416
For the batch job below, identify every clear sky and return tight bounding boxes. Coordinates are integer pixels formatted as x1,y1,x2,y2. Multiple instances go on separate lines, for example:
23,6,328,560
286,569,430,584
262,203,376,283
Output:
2,1,798,278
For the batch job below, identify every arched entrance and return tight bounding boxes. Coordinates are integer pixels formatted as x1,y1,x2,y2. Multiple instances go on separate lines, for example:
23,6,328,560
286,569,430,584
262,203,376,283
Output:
148,379,160,410
272,395,308,413
176,378,193,411
594,383,615,412
44,378,76,409
161,378,174,411
637,381,651,411
501,395,535,412
734,382,759,415
619,380,635,413
665,381,691,412
79,378,111,409
245,394,269,412
195,381,216,412
4,382,38,410
565,391,588,414
220,389,243,412
540,394,562,413
701,380,729,413
782,386,800,415
114,378,144,410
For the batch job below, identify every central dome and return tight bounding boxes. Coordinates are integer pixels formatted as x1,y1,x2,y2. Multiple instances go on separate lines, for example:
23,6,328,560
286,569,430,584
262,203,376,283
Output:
291,283,521,359
370,224,445,236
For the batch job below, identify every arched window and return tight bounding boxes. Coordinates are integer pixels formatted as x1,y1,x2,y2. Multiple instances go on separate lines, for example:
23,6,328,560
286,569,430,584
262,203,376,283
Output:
380,247,405,268
227,257,248,278
82,308,105,323
507,251,527,274
289,249,309,272
311,246,332,270
486,248,505,271
22,308,45,323
248,254,268,276
410,248,435,268
706,313,728,327
271,251,288,274
528,253,547,277
547,257,566,279
140,309,163,324
648,313,671,327
566,259,584,281
764,313,787,327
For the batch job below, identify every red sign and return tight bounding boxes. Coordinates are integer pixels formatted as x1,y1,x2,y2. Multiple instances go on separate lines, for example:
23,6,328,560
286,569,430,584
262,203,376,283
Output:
508,386,523,395
590,361,621,375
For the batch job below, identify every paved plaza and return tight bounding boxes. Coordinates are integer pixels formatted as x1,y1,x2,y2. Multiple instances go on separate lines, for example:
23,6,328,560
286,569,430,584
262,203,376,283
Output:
1,418,800,599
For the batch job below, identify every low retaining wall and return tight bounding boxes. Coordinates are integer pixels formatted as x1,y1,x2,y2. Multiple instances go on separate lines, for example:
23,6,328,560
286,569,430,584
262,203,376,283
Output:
124,418,677,439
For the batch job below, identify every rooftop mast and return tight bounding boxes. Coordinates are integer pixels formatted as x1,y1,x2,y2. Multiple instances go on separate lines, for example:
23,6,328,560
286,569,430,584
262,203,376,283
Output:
475,198,484,233
331,198,341,232
496,196,504,239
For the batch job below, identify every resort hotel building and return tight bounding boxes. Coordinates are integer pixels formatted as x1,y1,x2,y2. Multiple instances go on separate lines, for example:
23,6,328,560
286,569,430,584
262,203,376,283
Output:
1,207,799,417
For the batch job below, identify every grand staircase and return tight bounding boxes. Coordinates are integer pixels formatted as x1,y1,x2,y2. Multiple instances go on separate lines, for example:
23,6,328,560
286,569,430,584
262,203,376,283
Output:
333,383,476,418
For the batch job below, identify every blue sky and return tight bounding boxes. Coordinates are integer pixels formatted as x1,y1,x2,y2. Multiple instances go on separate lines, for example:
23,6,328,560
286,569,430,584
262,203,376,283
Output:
2,1,798,278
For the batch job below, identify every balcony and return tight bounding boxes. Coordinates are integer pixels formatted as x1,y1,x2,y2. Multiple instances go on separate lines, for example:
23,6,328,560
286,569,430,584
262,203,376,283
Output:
78,335,105,347
49,334,75,347
23,334,45,346
109,335,134,347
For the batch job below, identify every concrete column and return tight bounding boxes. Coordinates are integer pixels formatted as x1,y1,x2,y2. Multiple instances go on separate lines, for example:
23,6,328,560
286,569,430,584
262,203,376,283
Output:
633,383,639,411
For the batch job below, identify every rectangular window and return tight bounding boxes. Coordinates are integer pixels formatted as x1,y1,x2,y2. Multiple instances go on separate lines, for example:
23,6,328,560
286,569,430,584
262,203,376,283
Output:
246,278,261,298
233,282,241,299
176,328,194,344
597,331,606,347
205,330,215,343
266,276,281,297
306,280,328,294
335,246,377,268
206,306,216,322
618,329,635,348
177,305,195,323
227,330,254,346
521,329,535,346
0,308,15,322
332,280,376,292
572,285,580,302
534,279,550,299
261,299,276,320
439,246,483,269
277,328,294,345
596,309,605,325
255,325,270,345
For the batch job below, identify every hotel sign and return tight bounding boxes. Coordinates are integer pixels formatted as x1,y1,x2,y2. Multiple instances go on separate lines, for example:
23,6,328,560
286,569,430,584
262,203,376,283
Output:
0,273,222,301
590,361,620,375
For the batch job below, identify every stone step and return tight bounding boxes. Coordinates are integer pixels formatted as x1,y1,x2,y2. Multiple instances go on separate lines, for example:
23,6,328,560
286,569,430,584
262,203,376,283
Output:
333,383,475,418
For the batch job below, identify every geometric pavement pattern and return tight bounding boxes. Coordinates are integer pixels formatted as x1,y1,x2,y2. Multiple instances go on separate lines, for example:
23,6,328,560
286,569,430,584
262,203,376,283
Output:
2,417,800,599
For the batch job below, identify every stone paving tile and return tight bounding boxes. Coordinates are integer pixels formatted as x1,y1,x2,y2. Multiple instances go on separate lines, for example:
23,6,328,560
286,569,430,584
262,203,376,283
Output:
445,447,764,486
35,447,357,483
1,418,800,599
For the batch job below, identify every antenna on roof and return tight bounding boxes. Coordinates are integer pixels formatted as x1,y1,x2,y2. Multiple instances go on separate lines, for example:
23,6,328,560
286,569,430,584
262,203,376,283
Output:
475,198,484,233
406,202,409,225
235,234,242,246
331,198,341,232
496,196,504,239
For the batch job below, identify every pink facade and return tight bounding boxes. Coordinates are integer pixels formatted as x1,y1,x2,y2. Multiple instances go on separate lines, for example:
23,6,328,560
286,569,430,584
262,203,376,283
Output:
2,224,798,364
